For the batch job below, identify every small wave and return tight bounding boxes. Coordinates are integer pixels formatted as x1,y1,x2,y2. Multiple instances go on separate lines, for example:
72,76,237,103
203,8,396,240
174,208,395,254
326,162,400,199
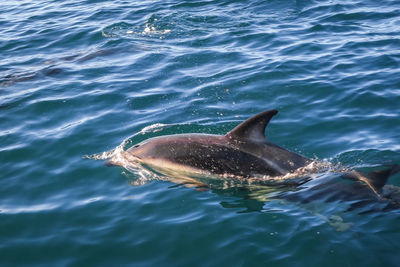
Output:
0,203,60,214
139,123,169,134
84,143,125,161
84,122,171,160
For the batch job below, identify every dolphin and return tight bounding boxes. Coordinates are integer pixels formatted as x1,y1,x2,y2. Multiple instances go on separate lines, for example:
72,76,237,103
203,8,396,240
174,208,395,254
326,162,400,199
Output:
108,109,399,195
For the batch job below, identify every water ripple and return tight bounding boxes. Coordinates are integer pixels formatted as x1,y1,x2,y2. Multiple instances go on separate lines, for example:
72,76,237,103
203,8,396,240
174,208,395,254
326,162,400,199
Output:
1,0,400,265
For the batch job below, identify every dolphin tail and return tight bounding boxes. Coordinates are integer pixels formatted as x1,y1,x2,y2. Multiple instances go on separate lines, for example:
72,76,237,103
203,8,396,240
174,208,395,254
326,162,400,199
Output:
342,165,400,196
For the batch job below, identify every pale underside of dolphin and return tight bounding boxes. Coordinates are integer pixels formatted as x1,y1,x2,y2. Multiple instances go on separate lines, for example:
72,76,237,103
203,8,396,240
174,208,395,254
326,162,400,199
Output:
108,109,398,195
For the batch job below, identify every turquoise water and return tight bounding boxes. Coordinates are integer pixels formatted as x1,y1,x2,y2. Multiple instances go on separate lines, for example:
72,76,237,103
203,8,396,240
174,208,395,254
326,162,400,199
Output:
1,0,400,266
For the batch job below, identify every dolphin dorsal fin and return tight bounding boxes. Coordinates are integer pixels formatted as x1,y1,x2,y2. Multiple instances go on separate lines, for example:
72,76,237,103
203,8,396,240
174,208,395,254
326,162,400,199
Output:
226,109,278,142
342,165,399,195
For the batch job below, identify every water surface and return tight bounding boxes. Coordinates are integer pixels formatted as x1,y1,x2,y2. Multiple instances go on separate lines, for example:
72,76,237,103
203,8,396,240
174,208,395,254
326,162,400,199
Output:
1,0,400,266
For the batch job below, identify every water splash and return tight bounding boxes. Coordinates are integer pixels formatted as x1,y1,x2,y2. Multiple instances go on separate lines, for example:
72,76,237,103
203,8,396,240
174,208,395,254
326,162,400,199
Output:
138,22,171,35
84,122,170,160
138,123,169,134
84,138,130,161
102,18,171,39
84,123,179,185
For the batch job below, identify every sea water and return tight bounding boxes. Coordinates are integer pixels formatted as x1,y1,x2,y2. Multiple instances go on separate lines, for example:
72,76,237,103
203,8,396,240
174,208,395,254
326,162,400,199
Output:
1,0,400,266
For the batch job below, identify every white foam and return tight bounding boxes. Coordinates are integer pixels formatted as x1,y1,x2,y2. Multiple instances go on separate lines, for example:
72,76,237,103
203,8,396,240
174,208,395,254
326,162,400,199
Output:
141,23,171,35
84,138,129,161
139,123,168,134
84,122,170,162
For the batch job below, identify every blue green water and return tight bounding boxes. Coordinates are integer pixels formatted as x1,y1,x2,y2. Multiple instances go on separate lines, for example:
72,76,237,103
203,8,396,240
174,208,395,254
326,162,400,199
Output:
1,0,400,266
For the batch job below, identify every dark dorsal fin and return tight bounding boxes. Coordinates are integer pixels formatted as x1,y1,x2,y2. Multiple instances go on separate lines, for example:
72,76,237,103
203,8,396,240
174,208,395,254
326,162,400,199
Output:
362,165,400,193
225,109,278,142
342,165,400,195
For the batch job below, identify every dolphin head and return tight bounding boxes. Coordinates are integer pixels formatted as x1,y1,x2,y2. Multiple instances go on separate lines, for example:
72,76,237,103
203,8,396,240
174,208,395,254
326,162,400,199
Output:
123,135,222,178
124,135,192,169
105,139,156,168
126,141,148,160
126,136,175,161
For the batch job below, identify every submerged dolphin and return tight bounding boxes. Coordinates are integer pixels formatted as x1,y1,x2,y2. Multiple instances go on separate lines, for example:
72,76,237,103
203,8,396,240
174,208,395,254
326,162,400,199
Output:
108,109,398,194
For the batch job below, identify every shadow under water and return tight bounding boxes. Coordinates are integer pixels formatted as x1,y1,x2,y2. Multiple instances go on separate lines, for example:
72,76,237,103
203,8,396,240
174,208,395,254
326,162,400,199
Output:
0,45,138,87
110,151,400,215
